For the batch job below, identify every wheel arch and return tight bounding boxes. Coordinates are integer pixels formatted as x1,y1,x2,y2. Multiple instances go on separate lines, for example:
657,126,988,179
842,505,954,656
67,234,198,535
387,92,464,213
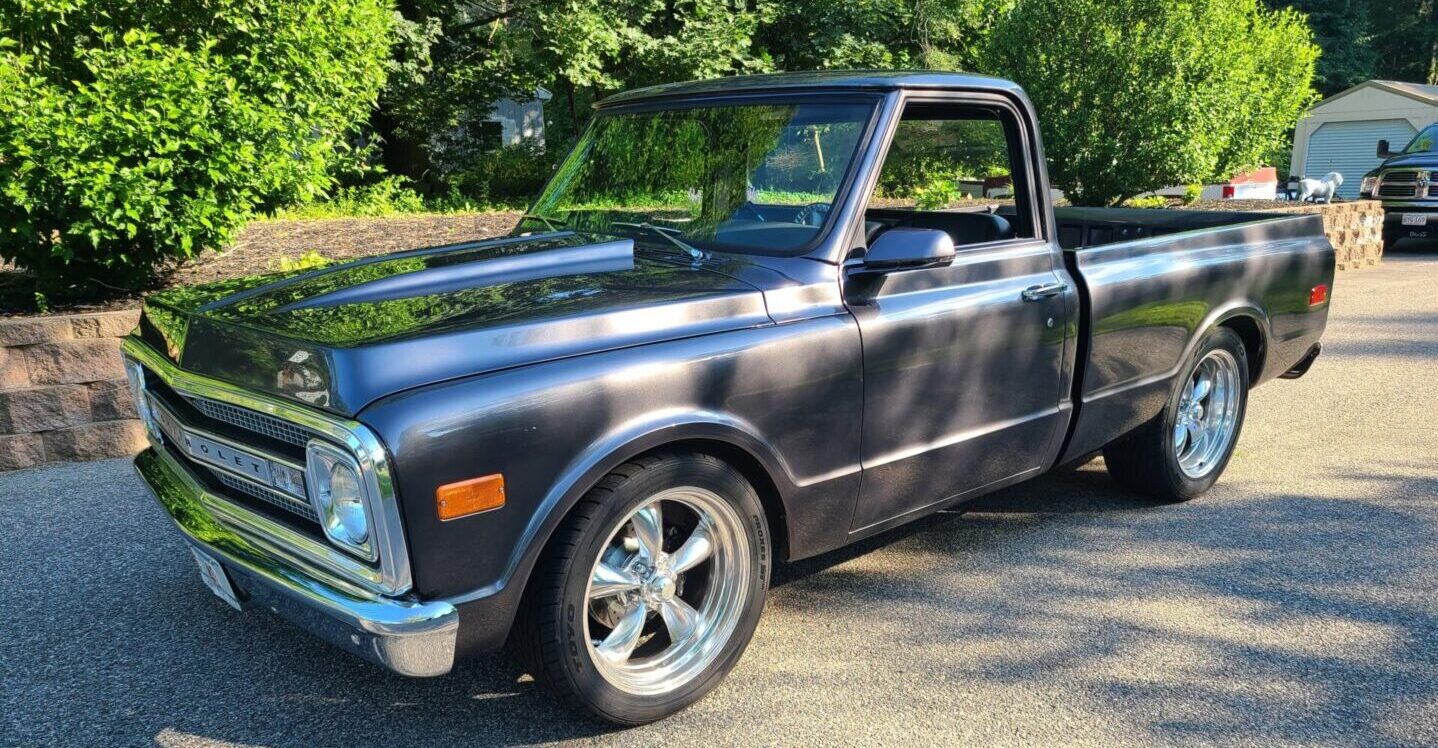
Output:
1216,312,1266,384
1184,302,1270,387
493,414,797,611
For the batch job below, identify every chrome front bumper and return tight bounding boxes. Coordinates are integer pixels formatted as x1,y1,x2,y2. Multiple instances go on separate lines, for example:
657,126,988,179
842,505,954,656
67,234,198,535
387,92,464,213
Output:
135,447,458,677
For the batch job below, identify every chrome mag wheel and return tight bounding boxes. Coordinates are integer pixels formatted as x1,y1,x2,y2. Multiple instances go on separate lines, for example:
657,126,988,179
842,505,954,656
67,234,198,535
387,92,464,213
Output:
584,486,751,696
1174,348,1242,478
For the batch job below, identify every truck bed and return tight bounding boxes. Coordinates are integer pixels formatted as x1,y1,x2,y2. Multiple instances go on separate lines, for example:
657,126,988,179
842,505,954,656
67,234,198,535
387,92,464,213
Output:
1049,207,1334,463
1051,206,1292,249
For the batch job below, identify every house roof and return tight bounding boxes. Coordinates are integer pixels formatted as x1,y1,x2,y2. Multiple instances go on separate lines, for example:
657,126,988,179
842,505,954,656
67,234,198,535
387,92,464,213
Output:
598,70,1022,108
1312,79,1438,111
1377,80,1438,105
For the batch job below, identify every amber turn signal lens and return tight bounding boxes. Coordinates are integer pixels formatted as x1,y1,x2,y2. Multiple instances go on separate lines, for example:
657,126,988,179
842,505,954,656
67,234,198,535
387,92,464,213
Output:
436,474,505,520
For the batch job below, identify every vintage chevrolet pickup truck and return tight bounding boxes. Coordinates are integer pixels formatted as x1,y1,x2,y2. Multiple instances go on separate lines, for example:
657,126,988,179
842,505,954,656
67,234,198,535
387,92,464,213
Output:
127,71,1334,724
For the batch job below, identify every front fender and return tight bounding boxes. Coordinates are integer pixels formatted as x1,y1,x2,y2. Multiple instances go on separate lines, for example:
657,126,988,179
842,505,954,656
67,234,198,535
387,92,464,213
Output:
468,410,800,607
358,316,863,654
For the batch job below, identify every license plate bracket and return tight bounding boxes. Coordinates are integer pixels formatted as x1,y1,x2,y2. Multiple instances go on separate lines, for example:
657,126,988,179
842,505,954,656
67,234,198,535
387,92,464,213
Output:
191,548,242,611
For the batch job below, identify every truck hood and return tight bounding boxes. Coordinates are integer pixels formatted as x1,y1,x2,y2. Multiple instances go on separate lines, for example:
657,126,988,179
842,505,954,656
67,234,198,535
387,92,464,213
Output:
1379,152,1438,170
138,232,773,415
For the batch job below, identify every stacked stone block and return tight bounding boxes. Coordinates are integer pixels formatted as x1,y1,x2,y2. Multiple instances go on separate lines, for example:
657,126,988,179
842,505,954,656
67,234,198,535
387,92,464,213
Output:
0,310,146,471
1272,200,1385,271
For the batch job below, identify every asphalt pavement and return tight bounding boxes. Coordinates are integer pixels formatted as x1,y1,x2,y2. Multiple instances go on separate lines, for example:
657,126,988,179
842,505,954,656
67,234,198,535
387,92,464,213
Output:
3,243,1436,748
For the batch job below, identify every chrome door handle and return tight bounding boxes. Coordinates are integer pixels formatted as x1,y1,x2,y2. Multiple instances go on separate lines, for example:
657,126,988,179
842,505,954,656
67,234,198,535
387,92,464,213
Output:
1021,281,1069,301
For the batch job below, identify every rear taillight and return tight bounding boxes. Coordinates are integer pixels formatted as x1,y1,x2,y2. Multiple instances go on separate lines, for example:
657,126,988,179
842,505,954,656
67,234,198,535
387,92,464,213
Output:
1309,284,1329,306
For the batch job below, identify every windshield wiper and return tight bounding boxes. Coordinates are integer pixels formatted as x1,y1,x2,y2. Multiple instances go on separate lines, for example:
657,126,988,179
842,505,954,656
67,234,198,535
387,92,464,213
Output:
611,221,707,262
520,213,567,233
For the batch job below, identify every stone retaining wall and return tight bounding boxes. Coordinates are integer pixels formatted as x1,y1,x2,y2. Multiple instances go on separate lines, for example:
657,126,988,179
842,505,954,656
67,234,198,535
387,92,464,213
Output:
1275,200,1385,271
1190,199,1384,271
0,310,146,471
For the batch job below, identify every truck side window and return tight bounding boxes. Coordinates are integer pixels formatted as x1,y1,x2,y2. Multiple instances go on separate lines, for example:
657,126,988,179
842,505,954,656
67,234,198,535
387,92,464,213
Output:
868,103,1036,247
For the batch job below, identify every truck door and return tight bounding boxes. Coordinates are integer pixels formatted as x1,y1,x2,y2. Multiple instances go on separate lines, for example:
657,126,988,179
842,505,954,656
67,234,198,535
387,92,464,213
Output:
845,98,1074,531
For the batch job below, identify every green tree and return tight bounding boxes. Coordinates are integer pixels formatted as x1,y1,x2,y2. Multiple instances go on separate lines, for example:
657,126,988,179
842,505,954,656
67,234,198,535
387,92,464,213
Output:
377,0,776,185
0,0,393,298
1265,0,1375,95
1265,0,1437,90
1368,0,1438,85
988,0,1319,206
761,0,1013,72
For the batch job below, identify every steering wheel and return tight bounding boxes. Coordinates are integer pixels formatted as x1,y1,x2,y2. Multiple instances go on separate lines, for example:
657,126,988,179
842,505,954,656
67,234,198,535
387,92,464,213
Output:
792,202,831,227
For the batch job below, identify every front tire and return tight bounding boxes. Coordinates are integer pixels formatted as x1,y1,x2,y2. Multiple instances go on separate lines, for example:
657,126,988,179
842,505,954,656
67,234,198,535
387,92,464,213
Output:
512,452,770,725
1104,326,1249,502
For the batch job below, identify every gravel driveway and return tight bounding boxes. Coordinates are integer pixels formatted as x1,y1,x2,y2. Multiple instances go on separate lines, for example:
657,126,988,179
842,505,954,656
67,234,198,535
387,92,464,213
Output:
3,247,1436,748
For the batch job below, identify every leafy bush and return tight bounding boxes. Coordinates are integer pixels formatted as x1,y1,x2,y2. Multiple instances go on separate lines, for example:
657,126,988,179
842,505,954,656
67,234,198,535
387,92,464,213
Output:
1121,195,1171,209
448,142,562,205
270,176,493,219
1182,184,1205,205
0,0,393,301
272,250,332,273
274,177,426,219
913,180,963,210
988,0,1318,206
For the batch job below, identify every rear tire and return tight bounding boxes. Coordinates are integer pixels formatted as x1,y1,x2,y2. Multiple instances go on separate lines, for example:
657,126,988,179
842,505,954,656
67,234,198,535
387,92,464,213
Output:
1104,326,1249,502
511,452,770,725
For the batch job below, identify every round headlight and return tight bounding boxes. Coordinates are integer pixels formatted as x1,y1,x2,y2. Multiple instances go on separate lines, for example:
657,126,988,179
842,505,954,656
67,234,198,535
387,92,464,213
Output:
319,460,369,545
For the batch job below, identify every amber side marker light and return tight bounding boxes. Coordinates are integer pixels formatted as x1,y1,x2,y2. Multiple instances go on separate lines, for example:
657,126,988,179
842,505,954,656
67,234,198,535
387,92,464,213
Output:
436,474,505,520
1309,284,1329,307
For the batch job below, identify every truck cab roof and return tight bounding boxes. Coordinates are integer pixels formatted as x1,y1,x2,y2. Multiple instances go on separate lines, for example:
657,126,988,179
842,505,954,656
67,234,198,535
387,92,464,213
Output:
598,70,1026,108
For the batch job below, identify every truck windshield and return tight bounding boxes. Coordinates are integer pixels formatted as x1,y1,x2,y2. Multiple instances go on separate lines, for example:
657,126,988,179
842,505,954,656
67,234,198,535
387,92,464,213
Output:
1400,125,1437,154
520,100,876,256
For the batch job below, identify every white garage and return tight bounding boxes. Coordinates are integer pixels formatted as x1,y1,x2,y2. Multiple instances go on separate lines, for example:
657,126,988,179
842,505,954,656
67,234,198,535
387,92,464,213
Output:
1291,80,1438,199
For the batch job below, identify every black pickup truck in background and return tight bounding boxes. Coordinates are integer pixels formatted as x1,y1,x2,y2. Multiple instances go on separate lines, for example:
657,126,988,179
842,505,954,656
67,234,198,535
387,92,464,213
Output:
1361,123,1438,243
126,71,1335,724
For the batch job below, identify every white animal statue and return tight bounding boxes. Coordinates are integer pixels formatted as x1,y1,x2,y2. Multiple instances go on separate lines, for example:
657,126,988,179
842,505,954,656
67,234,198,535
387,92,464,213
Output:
1297,172,1343,203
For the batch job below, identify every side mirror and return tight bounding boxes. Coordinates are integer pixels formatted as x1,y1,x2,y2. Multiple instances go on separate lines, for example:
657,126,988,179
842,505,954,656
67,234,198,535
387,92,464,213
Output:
861,228,955,272
1376,139,1392,158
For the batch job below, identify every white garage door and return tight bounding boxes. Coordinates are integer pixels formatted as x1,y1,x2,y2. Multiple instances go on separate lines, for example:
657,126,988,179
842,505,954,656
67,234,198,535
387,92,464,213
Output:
1303,119,1418,199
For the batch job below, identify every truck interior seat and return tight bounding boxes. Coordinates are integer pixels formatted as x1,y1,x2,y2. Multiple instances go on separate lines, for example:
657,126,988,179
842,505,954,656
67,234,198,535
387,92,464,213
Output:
865,208,1014,247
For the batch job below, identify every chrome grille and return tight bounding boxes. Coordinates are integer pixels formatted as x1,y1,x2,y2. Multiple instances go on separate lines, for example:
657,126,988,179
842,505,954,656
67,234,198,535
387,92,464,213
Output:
215,471,319,523
1377,170,1422,199
145,385,320,532
1378,184,1417,198
187,396,314,448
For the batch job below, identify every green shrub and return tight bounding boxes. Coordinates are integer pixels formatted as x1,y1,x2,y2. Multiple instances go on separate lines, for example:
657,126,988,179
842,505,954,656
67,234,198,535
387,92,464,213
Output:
446,141,558,205
913,179,962,210
1182,184,1205,205
1121,195,1171,209
988,0,1318,206
270,176,492,219
275,177,426,219
272,250,331,273
0,0,393,301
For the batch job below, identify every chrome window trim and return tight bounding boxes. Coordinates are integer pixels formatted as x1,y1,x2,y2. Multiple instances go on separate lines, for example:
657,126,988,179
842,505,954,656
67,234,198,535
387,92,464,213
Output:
122,337,413,596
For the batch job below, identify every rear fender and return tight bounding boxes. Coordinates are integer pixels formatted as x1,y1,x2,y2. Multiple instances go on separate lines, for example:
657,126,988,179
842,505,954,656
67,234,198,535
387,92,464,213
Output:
1059,301,1270,464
